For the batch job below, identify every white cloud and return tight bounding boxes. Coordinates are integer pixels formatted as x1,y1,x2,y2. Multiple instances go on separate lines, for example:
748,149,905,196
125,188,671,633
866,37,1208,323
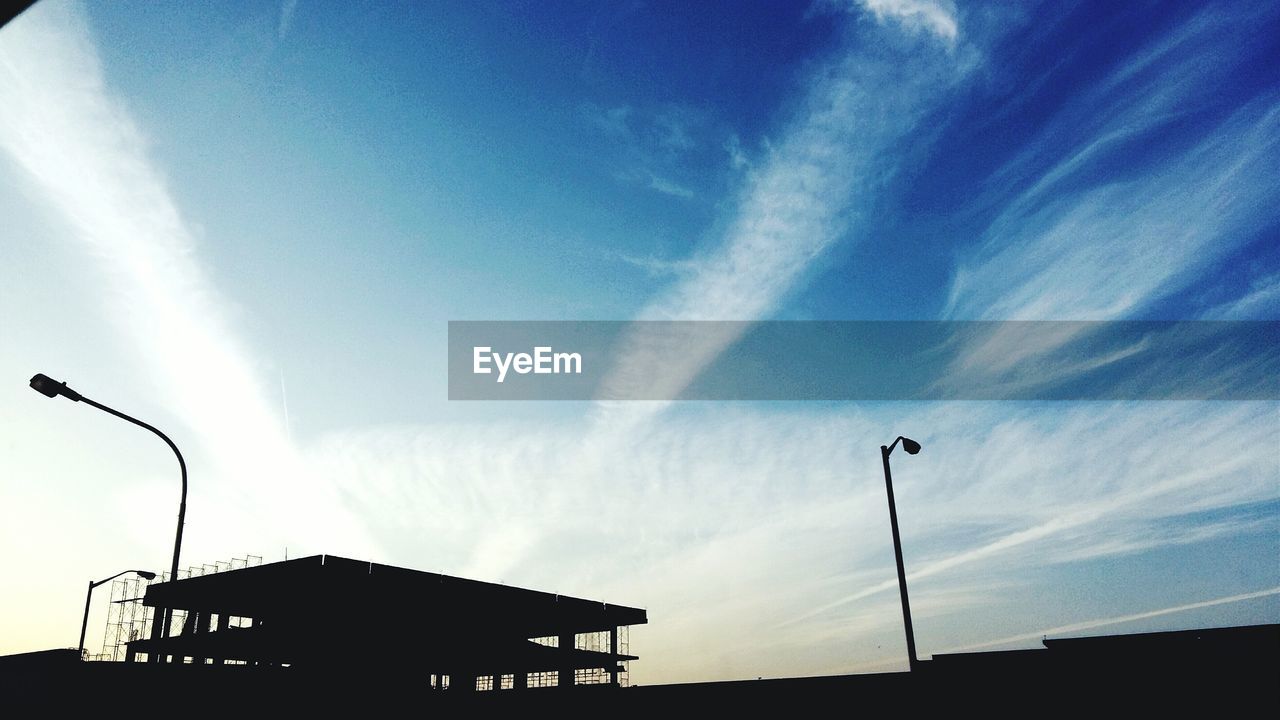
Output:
653,106,697,153
938,8,1280,396
856,0,958,43
0,0,377,561
596,29,966,410
588,102,707,201
724,133,749,170
278,0,298,41
946,101,1280,322
3,0,1272,686
615,252,701,278
947,5,1280,323
582,102,633,139
310,401,1279,683
647,174,695,199
1203,272,1280,320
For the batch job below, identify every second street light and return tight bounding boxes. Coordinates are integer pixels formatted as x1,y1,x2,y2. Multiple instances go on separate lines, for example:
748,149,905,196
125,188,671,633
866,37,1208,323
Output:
30,373,187,647
881,435,922,672
78,569,156,659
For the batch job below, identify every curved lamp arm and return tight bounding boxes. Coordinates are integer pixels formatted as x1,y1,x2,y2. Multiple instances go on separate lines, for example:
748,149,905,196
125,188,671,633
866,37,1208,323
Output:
31,373,187,647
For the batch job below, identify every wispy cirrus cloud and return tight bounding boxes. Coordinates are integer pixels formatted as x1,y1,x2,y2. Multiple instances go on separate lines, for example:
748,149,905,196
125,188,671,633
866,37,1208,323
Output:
946,99,1280,322
357,2,1273,682
595,8,968,412
597,1,963,398
582,102,632,139
311,401,1278,682
277,0,298,41
5,0,1272,687
614,252,702,278
947,6,1280,323
582,101,706,200
1203,272,1280,320
936,5,1280,401
855,0,958,44
644,173,695,199
0,0,375,560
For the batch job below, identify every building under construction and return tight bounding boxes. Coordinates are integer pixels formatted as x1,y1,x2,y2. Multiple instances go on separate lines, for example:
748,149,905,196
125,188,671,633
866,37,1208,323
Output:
122,554,645,691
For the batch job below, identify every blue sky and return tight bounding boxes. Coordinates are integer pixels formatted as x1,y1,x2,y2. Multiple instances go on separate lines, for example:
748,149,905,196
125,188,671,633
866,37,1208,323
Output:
0,0,1277,683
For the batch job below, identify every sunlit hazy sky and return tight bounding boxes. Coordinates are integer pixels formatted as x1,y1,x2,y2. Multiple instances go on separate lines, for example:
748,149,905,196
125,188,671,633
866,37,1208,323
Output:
1,0,1277,684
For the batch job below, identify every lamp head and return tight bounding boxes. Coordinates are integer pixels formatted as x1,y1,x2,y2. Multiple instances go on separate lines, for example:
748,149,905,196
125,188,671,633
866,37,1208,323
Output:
901,437,922,455
137,571,157,581
29,373,82,401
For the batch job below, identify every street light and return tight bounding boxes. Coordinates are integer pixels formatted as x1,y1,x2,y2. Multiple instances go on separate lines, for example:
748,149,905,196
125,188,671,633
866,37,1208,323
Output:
29,373,187,645
881,435,921,672
78,570,156,659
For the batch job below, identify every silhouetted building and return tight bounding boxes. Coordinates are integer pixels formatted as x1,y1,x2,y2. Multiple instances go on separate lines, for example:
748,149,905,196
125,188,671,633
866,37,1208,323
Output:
124,554,645,691
929,623,1279,678
7,621,1276,713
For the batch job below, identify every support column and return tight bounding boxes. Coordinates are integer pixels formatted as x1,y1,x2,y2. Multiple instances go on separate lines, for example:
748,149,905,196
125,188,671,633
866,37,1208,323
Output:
558,632,575,690
192,610,210,665
609,627,619,686
250,617,261,666
148,608,166,663
454,672,473,692
213,613,229,665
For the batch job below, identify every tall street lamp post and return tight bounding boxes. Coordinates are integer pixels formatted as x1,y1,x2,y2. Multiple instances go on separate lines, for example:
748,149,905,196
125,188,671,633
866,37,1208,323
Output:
30,373,187,645
881,435,922,672
78,569,156,659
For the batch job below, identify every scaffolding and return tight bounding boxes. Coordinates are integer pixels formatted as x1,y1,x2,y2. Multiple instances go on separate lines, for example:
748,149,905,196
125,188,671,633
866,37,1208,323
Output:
619,625,630,687
522,628,632,687
581,626,632,687
97,554,262,662
574,630,612,685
